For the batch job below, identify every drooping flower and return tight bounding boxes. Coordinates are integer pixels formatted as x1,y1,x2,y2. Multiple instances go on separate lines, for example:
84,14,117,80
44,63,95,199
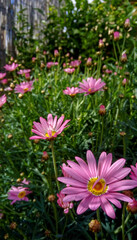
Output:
4,87,13,92
70,60,81,68
8,186,32,205
14,81,34,94
0,73,6,79
130,163,137,181
79,77,106,95
64,68,75,74
4,63,19,71
113,31,120,41
57,192,73,214
58,150,137,219
17,69,31,75
63,87,79,97
0,94,7,108
29,114,70,141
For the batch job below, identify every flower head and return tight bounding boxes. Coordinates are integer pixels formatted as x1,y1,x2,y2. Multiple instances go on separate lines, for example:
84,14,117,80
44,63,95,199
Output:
99,39,104,48
58,150,137,219
14,81,34,94
124,19,130,28
113,31,120,41
0,73,6,79
29,114,70,141
121,53,127,62
54,49,59,57
63,87,79,97
47,62,58,69
99,105,106,115
8,186,32,205
57,192,73,214
4,63,19,71
64,68,75,74
86,58,92,67
127,198,137,214
0,79,8,85
70,60,81,68
0,94,7,108
79,77,106,96
17,69,31,75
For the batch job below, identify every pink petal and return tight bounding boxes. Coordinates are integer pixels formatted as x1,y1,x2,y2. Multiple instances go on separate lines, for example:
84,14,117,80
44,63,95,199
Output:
61,187,88,194
100,196,116,219
75,157,91,178
40,117,49,131
62,166,88,183
86,150,97,177
67,160,90,179
89,196,101,210
105,158,126,179
58,177,86,188
47,114,54,126
109,179,137,191
77,196,92,214
56,115,64,129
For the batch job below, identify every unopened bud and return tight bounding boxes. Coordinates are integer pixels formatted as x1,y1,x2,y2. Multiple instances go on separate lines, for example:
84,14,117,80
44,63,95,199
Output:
89,219,101,233
48,194,56,202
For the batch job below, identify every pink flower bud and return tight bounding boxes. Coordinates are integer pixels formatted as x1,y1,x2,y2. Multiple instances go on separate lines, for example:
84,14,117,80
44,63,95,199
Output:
113,31,120,41
99,105,106,115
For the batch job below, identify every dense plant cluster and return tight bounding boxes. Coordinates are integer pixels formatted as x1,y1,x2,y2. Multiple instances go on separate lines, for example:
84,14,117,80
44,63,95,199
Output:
0,0,137,240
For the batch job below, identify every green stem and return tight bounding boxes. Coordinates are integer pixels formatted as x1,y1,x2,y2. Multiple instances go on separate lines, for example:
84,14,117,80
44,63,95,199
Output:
52,202,58,236
95,232,98,240
113,40,118,63
60,215,68,240
114,213,131,234
96,208,103,239
100,116,104,148
123,136,126,159
122,202,126,240
51,141,60,191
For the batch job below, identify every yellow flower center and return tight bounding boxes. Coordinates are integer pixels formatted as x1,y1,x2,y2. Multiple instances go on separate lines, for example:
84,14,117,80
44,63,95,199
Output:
87,177,108,196
70,94,76,97
88,88,91,92
45,130,56,138
24,88,29,92
18,191,26,199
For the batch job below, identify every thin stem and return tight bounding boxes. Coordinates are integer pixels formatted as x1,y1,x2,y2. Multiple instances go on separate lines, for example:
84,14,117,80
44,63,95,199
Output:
96,208,103,239
114,213,131,234
51,140,60,191
123,136,126,159
60,215,68,240
100,116,104,148
52,202,58,236
122,202,126,240
95,232,98,240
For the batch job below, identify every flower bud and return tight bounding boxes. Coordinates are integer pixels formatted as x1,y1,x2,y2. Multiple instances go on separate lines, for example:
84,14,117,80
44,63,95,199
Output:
120,131,126,136
89,219,101,233
48,194,56,202
99,105,106,115
124,19,130,28
127,198,137,214
54,49,59,57
121,53,127,62
42,151,49,160
113,31,120,41
99,39,104,48
122,78,128,86
10,222,17,229
86,58,92,67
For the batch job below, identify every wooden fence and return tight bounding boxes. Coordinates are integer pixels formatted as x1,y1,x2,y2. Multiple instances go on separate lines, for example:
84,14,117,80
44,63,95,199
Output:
0,0,60,70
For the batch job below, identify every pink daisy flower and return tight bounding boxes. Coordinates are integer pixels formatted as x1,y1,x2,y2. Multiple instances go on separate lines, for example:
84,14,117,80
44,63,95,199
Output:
64,68,75,74
63,87,79,97
0,79,8,85
79,77,106,95
8,186,32,205
0,73,6,79
14,81,34,94
57,192,73,214
70,60,81,68
130,163,137,181
4,63,19,71
17,69,31,75
29,114,70,141
0,94,7,108
58,150,137,219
